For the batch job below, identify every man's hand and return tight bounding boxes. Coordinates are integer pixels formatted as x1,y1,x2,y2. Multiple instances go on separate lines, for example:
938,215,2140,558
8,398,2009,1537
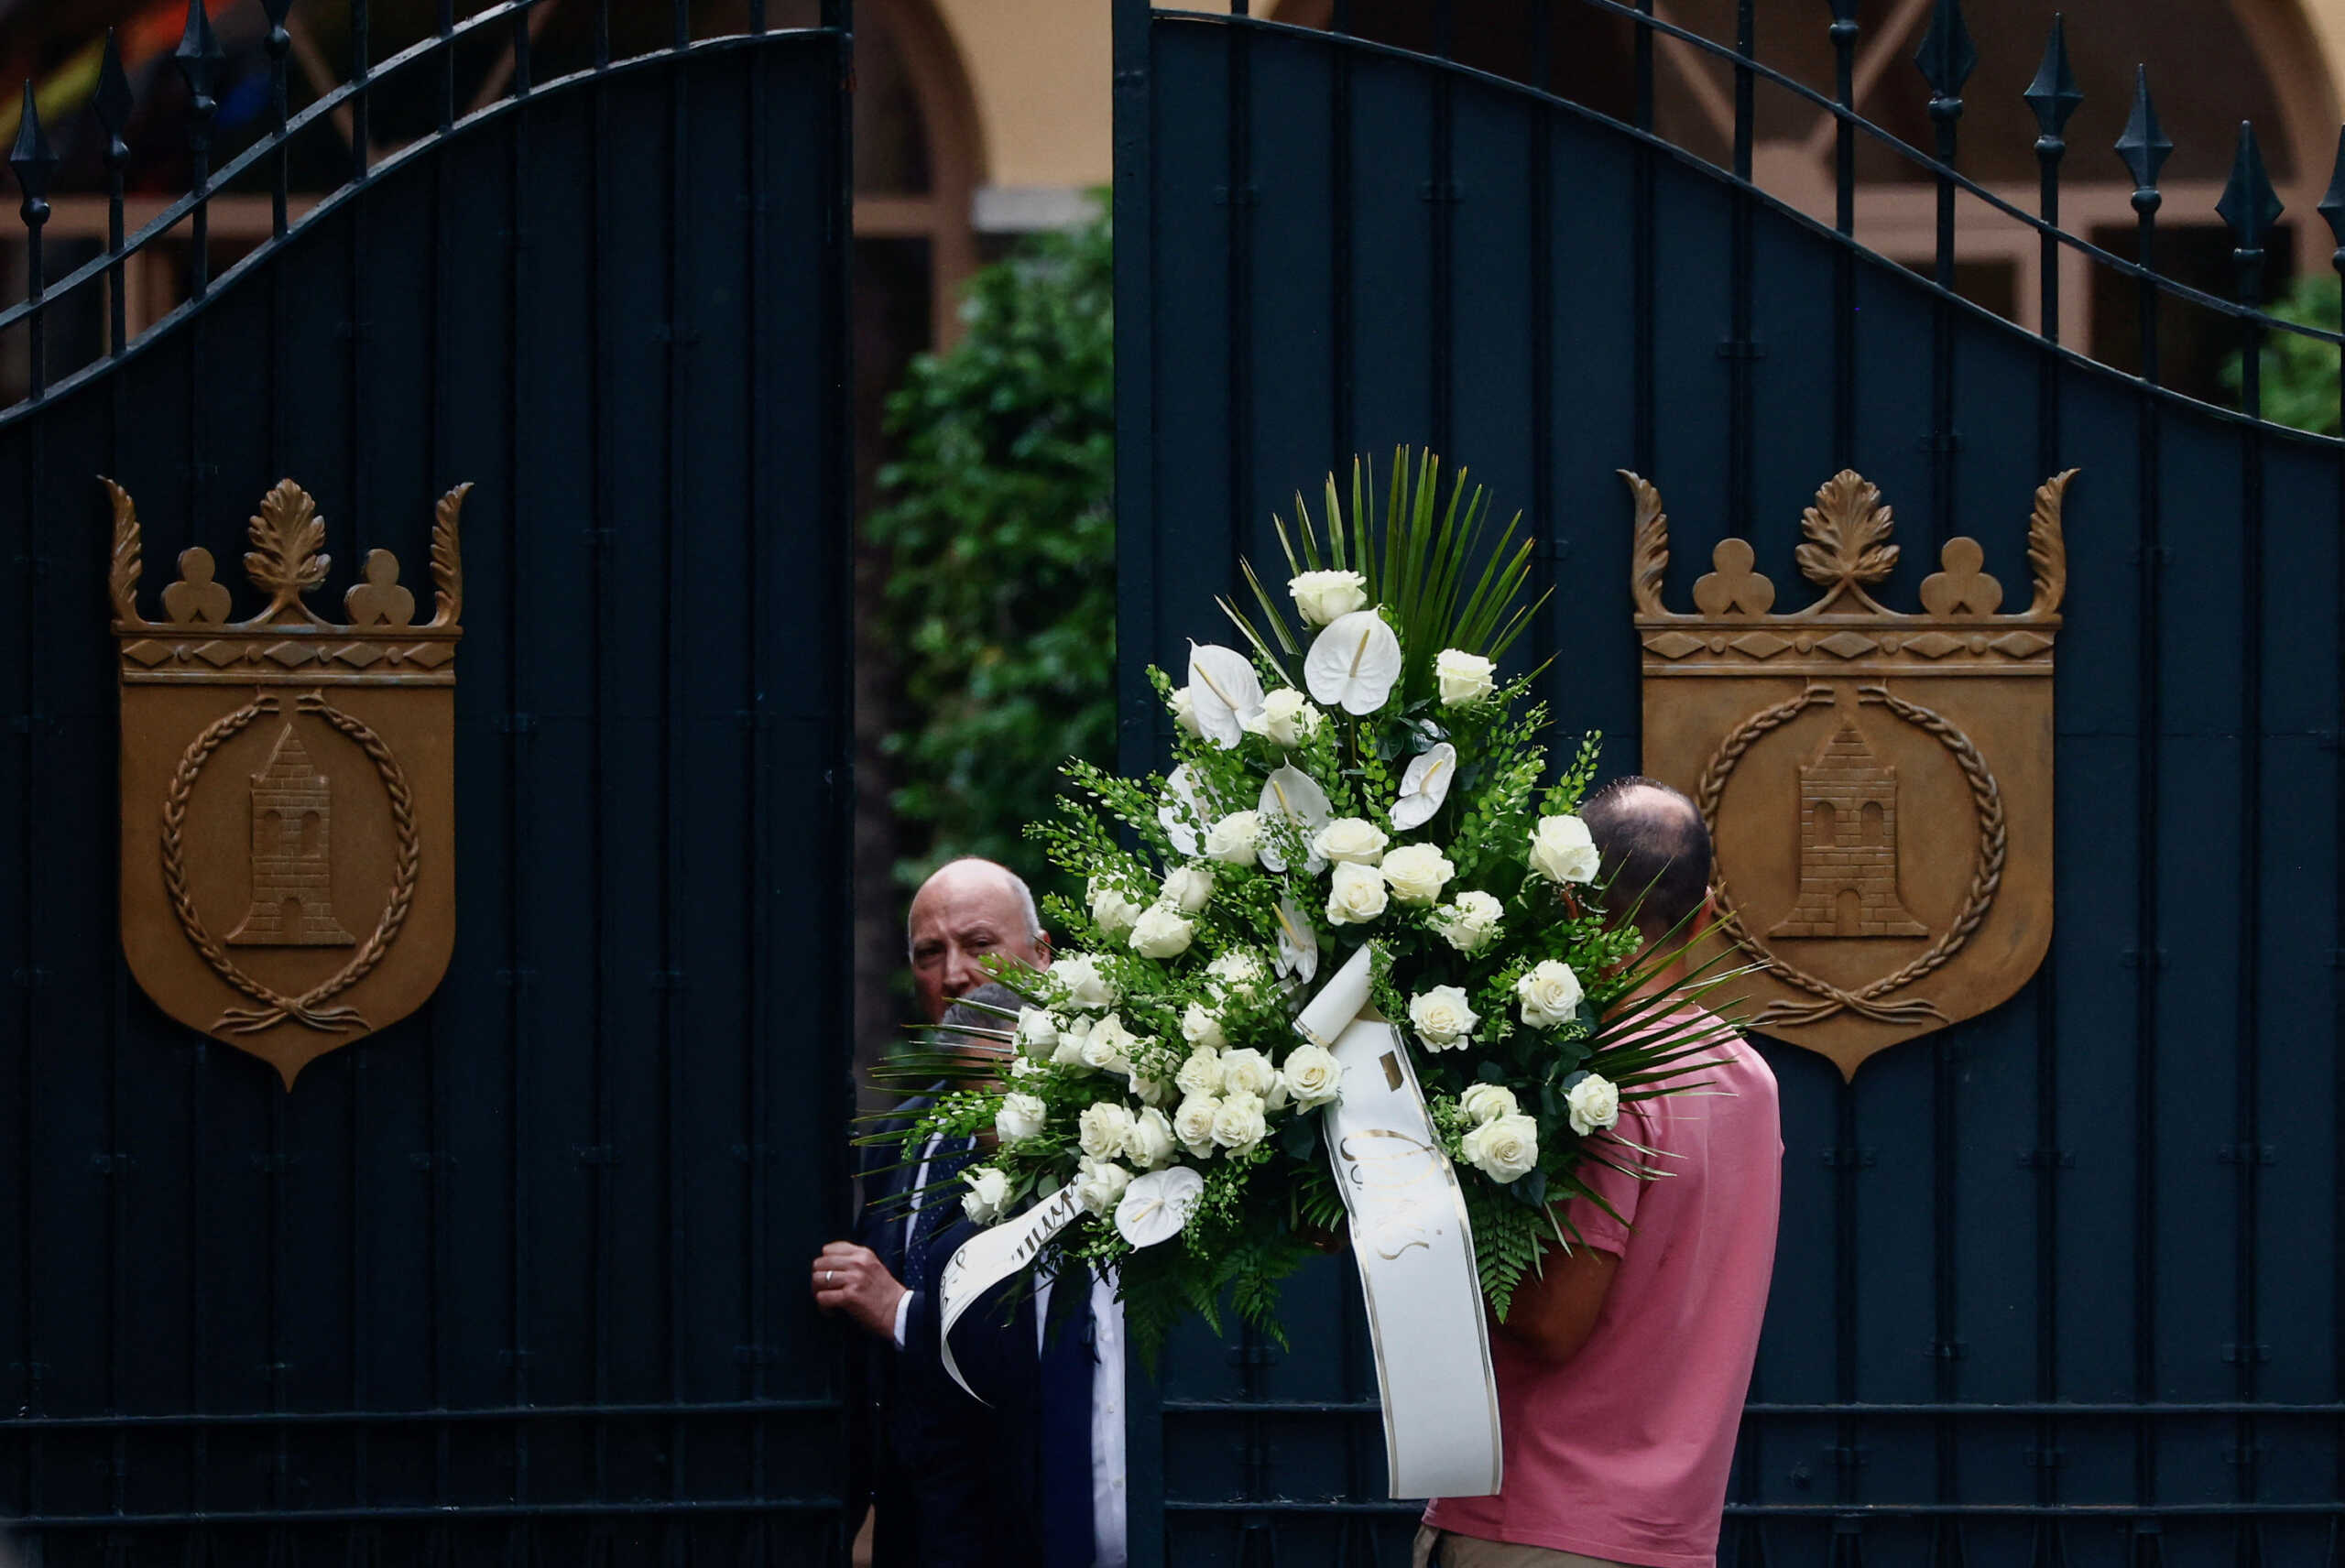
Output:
812,1241,911,1342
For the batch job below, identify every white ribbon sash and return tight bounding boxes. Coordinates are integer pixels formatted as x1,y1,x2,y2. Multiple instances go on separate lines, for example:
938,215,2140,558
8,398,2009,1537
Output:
934,1181,1083,1404
934,944,1503,1500
1299,945,1504,1499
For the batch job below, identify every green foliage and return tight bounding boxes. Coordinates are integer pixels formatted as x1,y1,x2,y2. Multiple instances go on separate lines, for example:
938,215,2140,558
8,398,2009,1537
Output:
867,205,1117,895
2224,274,2343,436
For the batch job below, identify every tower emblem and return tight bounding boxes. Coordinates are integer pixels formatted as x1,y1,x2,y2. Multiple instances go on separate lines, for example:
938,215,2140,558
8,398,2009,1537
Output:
109,478,467,1086
1628,469,2067,1077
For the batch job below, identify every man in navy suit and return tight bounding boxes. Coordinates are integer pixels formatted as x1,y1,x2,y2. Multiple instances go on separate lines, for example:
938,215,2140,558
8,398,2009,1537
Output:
813,858,1053,1566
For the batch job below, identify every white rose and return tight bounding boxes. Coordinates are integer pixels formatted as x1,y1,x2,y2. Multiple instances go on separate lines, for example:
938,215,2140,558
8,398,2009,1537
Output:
1078,1100,1138,1161
1408,985,1478,1051
1529,813,1601,886
961,1165,1011,1224
1161,864,1216,914
1081,1013,1141,1074
1206,951,1267,998
1075,1156,1132,1216
1174,1045,1226,1099
1129,905,1195,960
1009,1056,1042,1081
1053,953,1118,1009
995,1092,1048,1142
1127,1064,1171,1107
1313,816,1389,866
1051,1015,1094,1070
1566,1073,1621,1137
1325,860,1390,926
1168,685,1202,735
1432,890,1504,954
1180,1003,1227,1053
1205,811,1263,867
1088,877,1146,940
1241,687,1325,746
1515,959,1586,1029
1458,1083,1518,1126
1380,842,1455,905
1280,1042,1343,1111
1210,1090,1269,1152
1125,1106,1178,1170
1172,1094,1221,1157
1288,568,1369,626
1460,1113,1540,1183
1014,1007,1063,1058
1434,648,1496,707
1218,1047,1277,1099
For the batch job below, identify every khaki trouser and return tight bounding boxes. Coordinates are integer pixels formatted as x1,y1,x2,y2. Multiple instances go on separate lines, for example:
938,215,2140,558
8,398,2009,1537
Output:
1413,1525,1641,1568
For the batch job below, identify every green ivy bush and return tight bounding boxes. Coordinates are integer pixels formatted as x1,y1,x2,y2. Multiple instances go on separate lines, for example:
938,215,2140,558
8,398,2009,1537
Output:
866,206,1116,906
2225,274,2342,435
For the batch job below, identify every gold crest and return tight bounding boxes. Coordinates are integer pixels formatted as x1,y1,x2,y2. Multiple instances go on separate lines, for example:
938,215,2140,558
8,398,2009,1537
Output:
1629,468,2069,1078
108,478,466,1087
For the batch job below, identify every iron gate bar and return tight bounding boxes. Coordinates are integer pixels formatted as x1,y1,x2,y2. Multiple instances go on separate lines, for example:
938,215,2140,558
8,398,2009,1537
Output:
0,15,852,424
1150,5,2345,370
9,1496,844,1530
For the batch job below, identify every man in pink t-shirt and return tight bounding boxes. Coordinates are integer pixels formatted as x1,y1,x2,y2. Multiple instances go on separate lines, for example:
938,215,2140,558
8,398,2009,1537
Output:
1419,778,1783,1568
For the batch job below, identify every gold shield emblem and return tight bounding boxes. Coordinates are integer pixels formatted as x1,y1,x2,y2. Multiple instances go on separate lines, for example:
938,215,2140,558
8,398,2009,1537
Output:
1628,468,2068,1078
108,478,466,1087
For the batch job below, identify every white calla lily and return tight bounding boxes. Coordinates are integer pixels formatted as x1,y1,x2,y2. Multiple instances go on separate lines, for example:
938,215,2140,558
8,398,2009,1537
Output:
1273,896,1320,985
1256,765,1334,874
1115,1166,1207,1248
1303,609,1403,715
1159,764,1206,855
1187,643,1266,748
1390,742,1458,832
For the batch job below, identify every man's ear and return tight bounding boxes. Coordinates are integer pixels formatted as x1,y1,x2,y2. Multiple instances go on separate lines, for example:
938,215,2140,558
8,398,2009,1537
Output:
1034,930,1053,966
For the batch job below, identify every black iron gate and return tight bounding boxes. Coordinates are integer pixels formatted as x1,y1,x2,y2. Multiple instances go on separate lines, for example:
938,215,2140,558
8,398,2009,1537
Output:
0,4,854,1561
1115,3,2345,1563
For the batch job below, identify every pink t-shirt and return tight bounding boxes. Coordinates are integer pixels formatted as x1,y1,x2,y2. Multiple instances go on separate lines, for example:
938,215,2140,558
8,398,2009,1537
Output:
1424,1018,1782,1568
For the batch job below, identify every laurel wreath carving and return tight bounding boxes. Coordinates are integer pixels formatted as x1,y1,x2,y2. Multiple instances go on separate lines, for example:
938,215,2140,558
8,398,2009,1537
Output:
160,691,420,1036
1696,683,2006,1029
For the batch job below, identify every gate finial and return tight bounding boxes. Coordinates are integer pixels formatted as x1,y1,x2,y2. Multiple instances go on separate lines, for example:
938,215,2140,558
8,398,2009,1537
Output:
94,31,134,164
2116,66,2173,200
2218,122,2284,259
173,0,223,110
2023,16,2081,146
9,80,56,226
1914,0,1976,109
2317,127,2345,271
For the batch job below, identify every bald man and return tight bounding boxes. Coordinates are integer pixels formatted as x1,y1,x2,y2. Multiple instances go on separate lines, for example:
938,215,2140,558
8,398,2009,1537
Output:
821,862,1053,1566
906,855,1053,1023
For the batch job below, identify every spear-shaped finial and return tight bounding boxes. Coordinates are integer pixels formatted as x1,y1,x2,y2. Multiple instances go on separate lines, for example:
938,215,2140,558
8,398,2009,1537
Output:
1914,0,1977,115
2023,15,2082,149
2316,127,2345,271
9,81,56,226
174,0,224,116
94,29,134,169
2116,65,2172,209
2218,121,2284,260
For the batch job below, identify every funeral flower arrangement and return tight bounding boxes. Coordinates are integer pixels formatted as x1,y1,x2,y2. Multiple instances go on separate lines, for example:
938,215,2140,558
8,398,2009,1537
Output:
892,452,1733,1359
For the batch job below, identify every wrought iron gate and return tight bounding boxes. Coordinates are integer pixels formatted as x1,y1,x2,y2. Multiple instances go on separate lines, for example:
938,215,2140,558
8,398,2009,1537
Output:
0,4,855,1561
1114,2,2345,1563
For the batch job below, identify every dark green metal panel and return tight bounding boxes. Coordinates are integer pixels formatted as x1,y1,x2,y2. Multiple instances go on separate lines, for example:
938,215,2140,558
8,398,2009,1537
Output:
1116,6,2344,1565
0,12,856,1563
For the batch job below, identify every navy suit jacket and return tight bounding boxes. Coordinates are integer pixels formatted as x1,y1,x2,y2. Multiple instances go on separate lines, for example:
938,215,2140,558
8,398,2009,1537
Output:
856,1091,1043,1568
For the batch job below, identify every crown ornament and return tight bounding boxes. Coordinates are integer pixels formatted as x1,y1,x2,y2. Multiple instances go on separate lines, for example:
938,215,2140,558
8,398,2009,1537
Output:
1626,467,2070,673
106,477,467,681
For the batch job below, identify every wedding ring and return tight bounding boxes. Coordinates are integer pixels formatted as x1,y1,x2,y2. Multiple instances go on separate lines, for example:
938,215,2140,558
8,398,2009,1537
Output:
824,1269,835,1287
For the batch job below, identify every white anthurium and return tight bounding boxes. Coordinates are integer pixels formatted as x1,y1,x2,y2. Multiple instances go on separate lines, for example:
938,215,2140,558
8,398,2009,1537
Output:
1273,896,1321,985
1390,742,1458,832
1303,608,1403,716
1115,1165,1207,1248
1187,643,1266,749
1256,765,1334,874
1159,764,1206,855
